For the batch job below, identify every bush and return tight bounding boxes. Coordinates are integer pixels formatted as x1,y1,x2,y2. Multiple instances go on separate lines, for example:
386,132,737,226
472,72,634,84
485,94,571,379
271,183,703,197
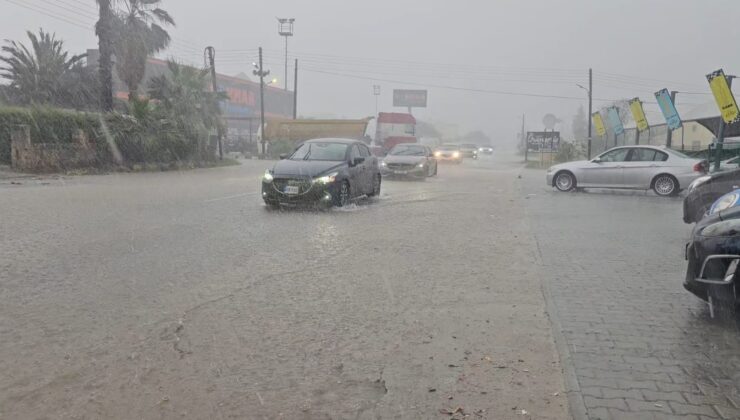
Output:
0,106,205,165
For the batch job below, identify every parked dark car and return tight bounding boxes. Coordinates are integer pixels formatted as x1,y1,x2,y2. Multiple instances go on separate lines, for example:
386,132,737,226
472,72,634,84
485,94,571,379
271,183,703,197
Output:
262,138,381,208
685,189,740,320
380,143,437,179
683,168,740,223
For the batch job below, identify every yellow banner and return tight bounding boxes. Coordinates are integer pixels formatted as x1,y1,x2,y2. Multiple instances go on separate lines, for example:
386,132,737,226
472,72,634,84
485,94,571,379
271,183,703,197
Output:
592,112,606,136
629,98,649,132
707,69,740,124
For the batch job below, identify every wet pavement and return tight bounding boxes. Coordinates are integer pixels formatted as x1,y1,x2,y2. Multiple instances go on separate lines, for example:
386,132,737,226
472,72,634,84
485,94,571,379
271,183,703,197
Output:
1,154,568,419
523,170,740,419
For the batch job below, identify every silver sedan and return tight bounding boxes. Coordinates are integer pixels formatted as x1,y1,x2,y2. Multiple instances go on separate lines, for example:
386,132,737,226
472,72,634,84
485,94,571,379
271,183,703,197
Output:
546,145,706,196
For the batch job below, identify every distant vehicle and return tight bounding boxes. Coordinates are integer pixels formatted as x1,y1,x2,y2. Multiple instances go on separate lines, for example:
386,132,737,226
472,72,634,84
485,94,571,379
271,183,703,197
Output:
380,144,437,179
546,145,706,196
262,138,381,208
459,143,479,159
683,168,740,223
434,144,463,164
478,146,494,155
710,156,740,173
684,190,740,321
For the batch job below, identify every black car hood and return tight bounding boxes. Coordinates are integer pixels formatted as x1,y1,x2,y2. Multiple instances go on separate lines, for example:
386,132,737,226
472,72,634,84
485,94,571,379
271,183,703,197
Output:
707,168,740,185
271,160,345,177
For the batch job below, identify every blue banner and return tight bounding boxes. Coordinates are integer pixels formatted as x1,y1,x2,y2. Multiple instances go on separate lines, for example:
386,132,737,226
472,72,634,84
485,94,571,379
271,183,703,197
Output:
606,107,624,135
654,89,682,130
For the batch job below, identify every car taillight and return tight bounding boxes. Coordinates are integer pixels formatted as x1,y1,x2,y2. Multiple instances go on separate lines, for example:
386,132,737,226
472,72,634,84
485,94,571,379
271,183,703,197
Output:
693,162,706,173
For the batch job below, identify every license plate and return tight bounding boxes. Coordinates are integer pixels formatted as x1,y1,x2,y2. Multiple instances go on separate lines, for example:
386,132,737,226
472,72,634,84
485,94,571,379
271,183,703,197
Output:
284,185,300,194
394,170,407,174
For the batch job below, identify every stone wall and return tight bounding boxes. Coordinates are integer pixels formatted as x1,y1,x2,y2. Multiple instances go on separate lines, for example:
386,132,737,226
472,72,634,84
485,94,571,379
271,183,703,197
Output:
11,125,98,172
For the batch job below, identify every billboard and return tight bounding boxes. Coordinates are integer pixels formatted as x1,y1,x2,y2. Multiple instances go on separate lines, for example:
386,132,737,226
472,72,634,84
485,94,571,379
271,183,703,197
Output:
707,69,740,124
526,131,560,152
606,107,625,135
592,112,607,136
654,88,682,130
629,98,649,132
393,89,428,107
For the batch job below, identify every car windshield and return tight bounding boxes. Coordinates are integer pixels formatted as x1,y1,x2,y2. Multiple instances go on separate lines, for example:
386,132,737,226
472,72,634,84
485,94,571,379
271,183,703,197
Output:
389,145,426,156
4,2,739,419
290,142,347,161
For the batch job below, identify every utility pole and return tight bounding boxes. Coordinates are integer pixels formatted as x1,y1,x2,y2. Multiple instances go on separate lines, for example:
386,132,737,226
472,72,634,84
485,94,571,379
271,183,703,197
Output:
293,59,298,119
587,68,593,158
715,76,735,172
97,0,114,112
253,47,270,158
373,85,381,117
277,18,295,91
521,114,527,162
666,90,677,148
205,46,223,160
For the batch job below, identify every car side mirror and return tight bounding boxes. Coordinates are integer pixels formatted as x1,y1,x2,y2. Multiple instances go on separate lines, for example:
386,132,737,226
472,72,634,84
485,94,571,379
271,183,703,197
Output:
279,153,288,160
592,157,602,163
352,157,365,166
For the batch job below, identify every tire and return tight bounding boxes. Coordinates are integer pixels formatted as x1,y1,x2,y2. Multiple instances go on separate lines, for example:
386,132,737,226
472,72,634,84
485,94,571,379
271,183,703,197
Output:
368,174,381,197
554,171,576,192
333,181,350,207
652,174,678,197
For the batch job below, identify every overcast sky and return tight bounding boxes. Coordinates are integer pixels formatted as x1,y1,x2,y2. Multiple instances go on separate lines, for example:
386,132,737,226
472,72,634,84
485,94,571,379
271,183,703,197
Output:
2,0,740,144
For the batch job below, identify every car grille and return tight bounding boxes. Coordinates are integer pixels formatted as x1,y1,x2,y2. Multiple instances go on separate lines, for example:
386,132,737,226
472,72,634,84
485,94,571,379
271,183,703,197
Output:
272,177,313,194
386,163,417,170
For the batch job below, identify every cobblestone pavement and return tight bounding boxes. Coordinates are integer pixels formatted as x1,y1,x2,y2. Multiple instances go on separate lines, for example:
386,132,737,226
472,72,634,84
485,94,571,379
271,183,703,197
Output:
522,169,740,420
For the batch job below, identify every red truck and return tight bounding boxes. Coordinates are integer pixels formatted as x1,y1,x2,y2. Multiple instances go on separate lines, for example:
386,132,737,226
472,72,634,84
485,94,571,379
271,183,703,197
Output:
375,112,417,152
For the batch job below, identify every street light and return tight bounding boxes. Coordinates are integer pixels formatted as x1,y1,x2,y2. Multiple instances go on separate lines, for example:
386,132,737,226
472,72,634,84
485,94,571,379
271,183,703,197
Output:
576,70,594,158
253,48,271,158
373,85,381,117
277,18,295,92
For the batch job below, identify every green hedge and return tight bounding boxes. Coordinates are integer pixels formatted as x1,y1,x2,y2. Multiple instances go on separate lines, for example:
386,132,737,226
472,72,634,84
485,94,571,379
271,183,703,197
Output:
0,106,205,165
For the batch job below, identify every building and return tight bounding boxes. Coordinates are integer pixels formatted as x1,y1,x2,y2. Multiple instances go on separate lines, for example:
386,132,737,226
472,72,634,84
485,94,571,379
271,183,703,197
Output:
86,50,294,152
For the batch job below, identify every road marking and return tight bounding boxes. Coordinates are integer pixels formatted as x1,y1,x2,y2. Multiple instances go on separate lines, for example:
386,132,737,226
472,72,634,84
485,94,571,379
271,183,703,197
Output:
204,192,259,203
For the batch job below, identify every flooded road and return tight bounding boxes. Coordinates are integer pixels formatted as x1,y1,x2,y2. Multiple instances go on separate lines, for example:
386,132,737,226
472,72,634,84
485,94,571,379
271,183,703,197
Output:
1,154,568,419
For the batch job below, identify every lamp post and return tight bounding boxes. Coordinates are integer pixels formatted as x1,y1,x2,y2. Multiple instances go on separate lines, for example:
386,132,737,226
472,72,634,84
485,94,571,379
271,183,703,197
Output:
253,48,270,158
373,85,381,116
577,68,593,158
277,18,295,92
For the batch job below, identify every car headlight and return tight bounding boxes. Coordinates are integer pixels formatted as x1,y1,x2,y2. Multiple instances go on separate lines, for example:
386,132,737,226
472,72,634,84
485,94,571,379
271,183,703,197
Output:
547,166,555,173
263,170,274,182
701,218,740,237
434,151,441,157
417,162,425,168
313,172,338,184
380,161,387,167
709,191,740,215
688,175,711,192
452,151,460,158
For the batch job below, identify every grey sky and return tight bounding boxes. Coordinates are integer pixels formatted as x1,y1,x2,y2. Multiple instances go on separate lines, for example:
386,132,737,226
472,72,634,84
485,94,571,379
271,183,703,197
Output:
2,0,740,143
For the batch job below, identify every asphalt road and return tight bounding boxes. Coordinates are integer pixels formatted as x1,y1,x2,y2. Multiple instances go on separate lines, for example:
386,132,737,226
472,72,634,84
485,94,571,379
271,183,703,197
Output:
0,154,569,419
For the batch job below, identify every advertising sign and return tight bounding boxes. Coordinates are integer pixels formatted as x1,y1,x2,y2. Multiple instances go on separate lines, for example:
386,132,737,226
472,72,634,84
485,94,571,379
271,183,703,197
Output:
629,98,649,132
393,89,428,107
606,107,625,135
526,131,560,152
654,88,682,130
707,69,740,124
592,112,607,136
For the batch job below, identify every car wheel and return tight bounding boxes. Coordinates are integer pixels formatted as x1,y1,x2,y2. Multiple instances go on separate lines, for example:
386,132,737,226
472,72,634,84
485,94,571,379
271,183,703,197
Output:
334,181,350,207
708,284,739,326
554,171,576,192
264,200,280,210
368,174,381,197
653,174,678,197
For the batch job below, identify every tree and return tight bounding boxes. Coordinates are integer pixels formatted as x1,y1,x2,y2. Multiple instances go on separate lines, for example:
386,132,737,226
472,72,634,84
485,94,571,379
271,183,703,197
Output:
148,60,226,158
96,0,114,111
114,0,175,101
572,105,588,142
0,29,86,105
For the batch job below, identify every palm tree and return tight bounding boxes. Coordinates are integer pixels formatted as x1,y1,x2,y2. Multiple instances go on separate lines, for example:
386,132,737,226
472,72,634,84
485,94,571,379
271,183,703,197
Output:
0,29,86,105
114,0,175,101
96,0,115,111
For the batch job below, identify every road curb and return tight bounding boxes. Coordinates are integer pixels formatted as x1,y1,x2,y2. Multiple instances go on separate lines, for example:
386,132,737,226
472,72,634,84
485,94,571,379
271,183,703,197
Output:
520,169,588,420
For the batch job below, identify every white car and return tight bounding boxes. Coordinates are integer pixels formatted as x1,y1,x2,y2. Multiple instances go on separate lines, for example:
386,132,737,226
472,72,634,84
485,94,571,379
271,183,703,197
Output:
546,145,706,196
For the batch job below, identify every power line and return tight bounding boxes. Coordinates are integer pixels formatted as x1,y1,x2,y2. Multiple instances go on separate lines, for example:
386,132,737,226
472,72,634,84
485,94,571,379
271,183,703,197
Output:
34,0,99,20
2,0,92,29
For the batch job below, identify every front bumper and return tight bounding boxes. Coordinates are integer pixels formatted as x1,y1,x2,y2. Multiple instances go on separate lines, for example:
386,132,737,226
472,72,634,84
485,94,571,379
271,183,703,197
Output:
380,165,426,178
546,172,554,186
684,238,740,302
435,155,462,163
262,179,338,207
